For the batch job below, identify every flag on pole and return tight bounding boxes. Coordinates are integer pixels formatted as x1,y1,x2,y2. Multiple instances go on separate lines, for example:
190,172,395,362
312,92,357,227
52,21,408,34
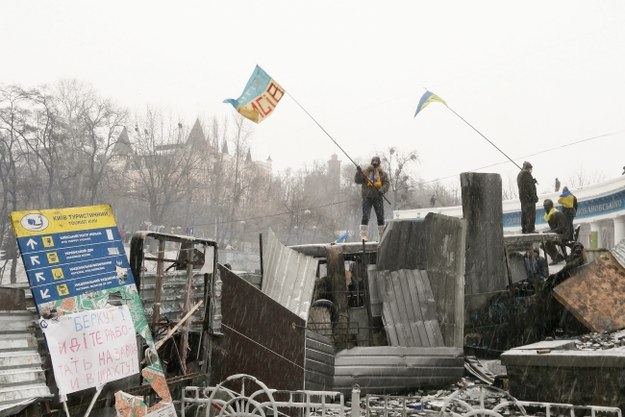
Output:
414,89,446,117
223,65,285,123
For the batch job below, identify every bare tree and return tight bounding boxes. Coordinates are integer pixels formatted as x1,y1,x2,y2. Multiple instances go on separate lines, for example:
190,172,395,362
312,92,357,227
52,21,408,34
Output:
202,115,238,245
128,109,202,228
276,168,310,245
0,85,33,283
16,86,64,207
202,114,270,248
379,147,419,209
502,177,519,201
55,79,128,204
566,167,606,190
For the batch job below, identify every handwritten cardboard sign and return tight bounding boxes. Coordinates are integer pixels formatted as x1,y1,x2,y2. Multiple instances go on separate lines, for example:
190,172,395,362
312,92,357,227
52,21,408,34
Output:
41,305,139,395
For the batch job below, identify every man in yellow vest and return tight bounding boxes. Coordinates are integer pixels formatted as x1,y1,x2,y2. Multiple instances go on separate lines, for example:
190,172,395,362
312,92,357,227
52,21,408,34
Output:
542,198,571,265
355,156,390,241
557,186,578,241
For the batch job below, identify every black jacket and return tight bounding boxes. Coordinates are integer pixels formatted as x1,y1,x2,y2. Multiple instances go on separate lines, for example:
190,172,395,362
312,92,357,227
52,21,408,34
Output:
547,209,570,239
517,168,538,204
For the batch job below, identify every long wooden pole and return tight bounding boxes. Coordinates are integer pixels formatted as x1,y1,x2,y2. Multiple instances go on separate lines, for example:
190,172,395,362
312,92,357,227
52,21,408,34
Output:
286,91,392,205
445,106,522,171
155,300,204,351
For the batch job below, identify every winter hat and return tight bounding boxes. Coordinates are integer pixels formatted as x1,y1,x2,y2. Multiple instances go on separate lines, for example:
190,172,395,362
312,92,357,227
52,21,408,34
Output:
522,161,533,169
560,186,571,197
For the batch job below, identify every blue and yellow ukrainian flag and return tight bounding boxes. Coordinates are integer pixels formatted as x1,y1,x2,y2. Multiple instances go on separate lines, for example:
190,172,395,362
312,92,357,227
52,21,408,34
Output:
414,89,447,117
335,230,349,243
224,65,285,123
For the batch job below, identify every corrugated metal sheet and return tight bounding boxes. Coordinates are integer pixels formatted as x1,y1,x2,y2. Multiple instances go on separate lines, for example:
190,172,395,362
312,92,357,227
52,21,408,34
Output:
333,346,464,395
377,215,466,348
553,250,625,332
304,330,334,391
611,238,625,268
377,269,444,347
0,310,52,416
262,229,318,320
288,241,378,257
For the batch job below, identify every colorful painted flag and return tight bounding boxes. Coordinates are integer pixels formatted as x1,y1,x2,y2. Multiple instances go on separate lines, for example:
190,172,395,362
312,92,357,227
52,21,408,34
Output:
414,89,447,117
224,65,285,123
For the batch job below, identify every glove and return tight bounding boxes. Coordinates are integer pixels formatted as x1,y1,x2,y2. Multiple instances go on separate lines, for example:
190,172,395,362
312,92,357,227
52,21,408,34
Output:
356,166,362,173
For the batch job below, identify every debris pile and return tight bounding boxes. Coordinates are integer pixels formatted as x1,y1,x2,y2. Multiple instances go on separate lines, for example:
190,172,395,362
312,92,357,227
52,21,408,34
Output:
573,331,625,351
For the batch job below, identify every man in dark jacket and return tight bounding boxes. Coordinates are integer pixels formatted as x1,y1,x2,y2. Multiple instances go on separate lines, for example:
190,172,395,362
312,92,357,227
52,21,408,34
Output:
557,186,578,241
355,156,390,241
517,161,538,233
542,198,571,264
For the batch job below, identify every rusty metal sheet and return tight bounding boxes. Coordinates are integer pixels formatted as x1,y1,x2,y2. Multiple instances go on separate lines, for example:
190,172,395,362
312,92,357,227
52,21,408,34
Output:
553,251,625,332
211,267,306,391
0,287,26,311
262,229,318,320
376,269,443,347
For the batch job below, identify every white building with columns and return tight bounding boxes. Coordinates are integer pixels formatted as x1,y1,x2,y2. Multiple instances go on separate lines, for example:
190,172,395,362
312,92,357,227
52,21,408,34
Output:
394,175,625,250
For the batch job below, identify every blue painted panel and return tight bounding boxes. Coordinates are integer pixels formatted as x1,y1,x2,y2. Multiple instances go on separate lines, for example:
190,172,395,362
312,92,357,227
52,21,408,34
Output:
503,189,625,229
25,255,132,287
17,225,134,304
32,277,133,305
20,241,124,270
17,227,121,255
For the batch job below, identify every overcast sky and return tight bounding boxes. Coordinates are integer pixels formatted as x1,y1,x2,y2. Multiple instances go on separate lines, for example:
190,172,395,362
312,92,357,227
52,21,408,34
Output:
2,1,625,195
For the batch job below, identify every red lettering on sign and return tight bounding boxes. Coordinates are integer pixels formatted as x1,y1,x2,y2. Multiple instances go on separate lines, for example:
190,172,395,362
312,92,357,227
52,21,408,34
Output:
251,96,274,116
70,378,80,390
266,82,284,103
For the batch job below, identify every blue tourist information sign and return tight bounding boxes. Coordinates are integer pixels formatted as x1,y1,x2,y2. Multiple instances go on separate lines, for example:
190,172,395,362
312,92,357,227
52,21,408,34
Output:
11,205,176,415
